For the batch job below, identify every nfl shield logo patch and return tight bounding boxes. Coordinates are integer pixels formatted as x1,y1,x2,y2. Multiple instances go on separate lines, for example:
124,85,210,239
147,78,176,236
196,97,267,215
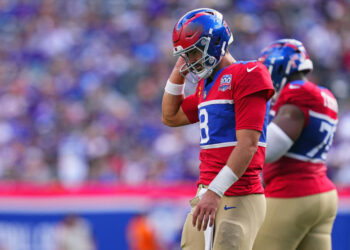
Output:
219,74,232,91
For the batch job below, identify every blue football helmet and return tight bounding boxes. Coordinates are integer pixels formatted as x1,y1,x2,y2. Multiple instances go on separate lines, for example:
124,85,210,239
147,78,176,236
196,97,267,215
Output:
173,8,233,80
259,39,313,94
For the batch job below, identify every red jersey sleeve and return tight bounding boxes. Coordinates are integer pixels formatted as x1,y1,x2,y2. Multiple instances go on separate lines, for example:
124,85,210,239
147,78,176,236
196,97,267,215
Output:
233,62,274,102
181,94,199,123
235,91,268,131
272,83,312,127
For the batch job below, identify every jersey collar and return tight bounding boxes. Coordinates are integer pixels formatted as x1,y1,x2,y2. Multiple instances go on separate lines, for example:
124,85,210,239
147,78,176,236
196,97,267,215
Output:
203,66,230,100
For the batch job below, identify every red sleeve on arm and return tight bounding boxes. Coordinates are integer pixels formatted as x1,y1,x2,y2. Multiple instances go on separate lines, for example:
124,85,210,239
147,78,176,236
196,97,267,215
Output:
233,62,275,102
181,94,199,123
235,91,268,131
273,85,310,127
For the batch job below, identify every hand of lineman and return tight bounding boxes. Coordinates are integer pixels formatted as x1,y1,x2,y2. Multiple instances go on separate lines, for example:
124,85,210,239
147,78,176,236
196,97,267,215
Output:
192,190,221,231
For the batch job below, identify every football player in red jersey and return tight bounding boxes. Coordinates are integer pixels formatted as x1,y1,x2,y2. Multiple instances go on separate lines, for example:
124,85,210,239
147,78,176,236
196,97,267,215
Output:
253,39,338,250
162,8,274,249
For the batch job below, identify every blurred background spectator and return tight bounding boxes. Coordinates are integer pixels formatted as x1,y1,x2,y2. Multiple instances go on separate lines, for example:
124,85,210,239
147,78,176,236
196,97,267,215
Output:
55,214,96,250
0,0,349,187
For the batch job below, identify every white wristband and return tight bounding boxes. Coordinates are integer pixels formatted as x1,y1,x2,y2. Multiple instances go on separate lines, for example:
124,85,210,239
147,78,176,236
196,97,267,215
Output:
208,165,239,197
164,79,185,95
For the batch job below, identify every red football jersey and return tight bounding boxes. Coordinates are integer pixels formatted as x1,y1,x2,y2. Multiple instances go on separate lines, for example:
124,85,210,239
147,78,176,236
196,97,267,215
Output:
264,80,338,198
181,61,274,196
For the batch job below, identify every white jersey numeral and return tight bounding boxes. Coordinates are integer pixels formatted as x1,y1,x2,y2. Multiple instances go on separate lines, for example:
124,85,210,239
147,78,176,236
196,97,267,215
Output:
199,108,210,144
306,121,335,160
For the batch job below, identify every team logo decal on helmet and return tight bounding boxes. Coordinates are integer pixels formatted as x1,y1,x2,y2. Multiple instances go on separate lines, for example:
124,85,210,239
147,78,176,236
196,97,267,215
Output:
172,8,234,81
259,39,313,95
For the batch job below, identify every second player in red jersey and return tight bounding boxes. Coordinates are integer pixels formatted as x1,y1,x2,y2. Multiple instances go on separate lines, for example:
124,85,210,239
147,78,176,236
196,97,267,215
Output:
253,39,338,250
264,80,337,198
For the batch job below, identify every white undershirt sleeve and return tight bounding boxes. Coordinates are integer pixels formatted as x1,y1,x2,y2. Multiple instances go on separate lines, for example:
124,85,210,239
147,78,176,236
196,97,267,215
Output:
265,122,294,163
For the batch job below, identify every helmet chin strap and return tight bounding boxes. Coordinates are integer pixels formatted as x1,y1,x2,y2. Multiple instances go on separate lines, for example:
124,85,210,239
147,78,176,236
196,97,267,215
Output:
193,54,218,80
197,67,213,79
199,52,224,80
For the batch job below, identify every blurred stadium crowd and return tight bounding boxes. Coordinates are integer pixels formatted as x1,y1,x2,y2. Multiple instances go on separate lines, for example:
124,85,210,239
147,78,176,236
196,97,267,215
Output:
0,0,349,187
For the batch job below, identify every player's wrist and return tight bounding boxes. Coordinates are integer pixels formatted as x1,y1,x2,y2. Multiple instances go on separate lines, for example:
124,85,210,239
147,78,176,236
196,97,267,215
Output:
208,165,239,197
165,79,185,95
